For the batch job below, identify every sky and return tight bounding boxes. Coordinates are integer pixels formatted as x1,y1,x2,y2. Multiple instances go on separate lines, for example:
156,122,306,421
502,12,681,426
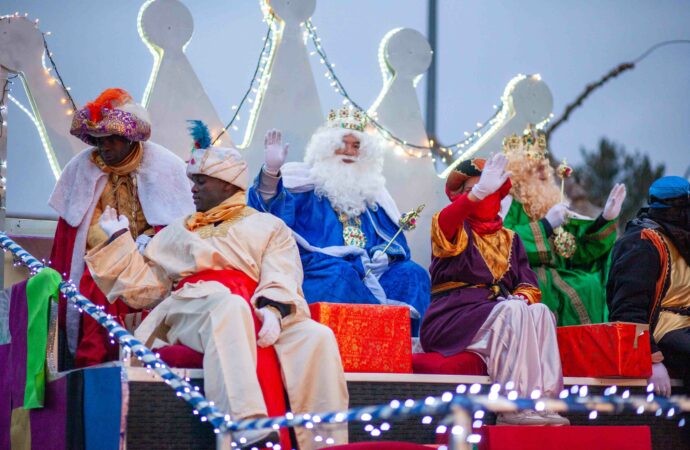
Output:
2,0,689,218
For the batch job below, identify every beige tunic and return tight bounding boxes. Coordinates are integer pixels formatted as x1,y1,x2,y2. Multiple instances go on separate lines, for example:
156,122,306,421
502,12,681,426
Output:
85,211,348,449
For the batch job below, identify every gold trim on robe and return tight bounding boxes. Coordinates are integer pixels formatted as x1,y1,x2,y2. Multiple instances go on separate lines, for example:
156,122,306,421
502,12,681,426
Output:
472,228,515,282
431,212,469,258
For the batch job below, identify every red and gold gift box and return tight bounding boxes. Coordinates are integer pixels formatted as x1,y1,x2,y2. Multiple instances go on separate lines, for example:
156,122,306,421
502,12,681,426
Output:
309,302,412,373
557,322,652,378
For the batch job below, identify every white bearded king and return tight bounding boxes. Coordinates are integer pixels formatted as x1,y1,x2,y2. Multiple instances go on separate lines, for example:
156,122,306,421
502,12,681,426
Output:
248,107,430,335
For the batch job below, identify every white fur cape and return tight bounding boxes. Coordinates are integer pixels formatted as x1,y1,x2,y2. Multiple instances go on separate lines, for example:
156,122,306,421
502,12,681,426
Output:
49,141,194,353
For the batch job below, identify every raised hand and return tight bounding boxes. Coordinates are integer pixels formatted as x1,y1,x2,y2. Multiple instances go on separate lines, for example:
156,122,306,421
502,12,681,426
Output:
263,129,289,176
471,153,511,200
603,183,627,221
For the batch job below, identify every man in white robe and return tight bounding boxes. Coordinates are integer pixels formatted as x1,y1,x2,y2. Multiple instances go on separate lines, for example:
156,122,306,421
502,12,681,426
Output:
84,128,348,449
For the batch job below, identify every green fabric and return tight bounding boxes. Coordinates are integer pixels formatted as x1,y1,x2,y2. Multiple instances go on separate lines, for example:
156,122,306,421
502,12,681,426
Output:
503,200,618,326
24,268,61,409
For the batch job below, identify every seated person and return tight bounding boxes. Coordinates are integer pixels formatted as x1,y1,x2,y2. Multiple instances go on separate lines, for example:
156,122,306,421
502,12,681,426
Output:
48,88,194,367
247,108,430,335
421,154,568,426
608,176,690,395
84,126,348,449
501,128,626,325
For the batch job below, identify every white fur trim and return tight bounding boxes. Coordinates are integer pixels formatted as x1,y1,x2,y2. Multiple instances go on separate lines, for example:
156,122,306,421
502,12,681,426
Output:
50,141,194,353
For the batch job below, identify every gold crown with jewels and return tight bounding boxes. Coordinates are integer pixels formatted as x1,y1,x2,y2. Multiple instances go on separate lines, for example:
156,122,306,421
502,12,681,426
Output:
326,107,368,132
502,124,548,160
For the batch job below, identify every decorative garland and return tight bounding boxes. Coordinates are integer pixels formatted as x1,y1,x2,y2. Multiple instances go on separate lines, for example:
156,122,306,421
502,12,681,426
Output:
0,232,230,433
212,12,276,146
303,19,506,162
2,232,689,448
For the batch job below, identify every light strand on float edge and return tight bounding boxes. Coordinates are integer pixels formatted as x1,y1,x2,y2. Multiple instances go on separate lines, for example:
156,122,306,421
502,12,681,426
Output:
2,232,688,447
0,233,233,434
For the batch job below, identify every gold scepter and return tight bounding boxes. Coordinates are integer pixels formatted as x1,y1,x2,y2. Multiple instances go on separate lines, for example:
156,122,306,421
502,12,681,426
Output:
363,204,425,279
554,160,577,258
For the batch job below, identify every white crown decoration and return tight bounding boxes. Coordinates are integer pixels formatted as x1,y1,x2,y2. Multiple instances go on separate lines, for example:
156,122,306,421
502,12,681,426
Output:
326,107,368,132
502,124,548,160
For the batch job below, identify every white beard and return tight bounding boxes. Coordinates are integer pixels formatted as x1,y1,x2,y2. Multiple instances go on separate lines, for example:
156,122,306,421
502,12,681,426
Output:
310,155,386,219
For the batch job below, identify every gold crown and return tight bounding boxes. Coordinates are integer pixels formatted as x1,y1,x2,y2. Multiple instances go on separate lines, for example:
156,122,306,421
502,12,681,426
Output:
502,124,548,160
326,107,368,132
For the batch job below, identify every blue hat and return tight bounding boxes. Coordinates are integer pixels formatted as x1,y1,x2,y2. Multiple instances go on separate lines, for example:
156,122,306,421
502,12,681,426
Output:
649,176,690,209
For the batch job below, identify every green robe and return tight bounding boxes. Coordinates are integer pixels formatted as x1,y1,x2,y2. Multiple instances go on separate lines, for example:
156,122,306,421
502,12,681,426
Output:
503,199,618,326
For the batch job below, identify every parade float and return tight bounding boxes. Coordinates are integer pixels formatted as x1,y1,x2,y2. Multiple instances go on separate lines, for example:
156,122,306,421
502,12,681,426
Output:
0,1,687,449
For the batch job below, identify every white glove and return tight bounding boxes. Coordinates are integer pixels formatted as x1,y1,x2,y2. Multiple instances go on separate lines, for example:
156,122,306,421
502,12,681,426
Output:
99,205,130,238
135,234,152,255
365,250,389,278
545,203,570,229
263,129,289,176
256,307,281,348
603,183,627,221
470,153,511,200
649,362,671,397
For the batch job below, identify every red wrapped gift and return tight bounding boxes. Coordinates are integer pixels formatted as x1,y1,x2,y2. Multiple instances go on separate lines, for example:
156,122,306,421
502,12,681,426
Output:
309,303,412,373
557,322,652,378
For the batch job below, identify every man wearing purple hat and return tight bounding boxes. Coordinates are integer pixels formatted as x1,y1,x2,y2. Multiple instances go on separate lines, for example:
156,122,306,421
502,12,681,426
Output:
48,88,194,368
608,176,690,395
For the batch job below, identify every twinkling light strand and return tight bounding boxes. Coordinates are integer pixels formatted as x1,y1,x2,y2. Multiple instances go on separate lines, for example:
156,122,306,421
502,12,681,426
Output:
303,19,505,161
41,31,76,111
212,12,276,146
0,233,231,433
3,233,689,443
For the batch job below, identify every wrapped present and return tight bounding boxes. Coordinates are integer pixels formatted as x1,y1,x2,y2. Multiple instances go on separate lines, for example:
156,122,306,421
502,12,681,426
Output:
557,322,652,378
309,303,412,373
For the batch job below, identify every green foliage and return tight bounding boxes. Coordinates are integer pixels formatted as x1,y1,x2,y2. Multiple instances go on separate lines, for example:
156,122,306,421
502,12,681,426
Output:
576,138,665,225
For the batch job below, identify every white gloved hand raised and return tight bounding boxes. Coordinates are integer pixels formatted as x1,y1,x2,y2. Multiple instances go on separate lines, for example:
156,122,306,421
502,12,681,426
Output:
470,153,511,200
263,129,289,176
648,362,671,397
256,307,281,348
135,234,152,255
603,183,627,221
545,203,570,229
99,205,130,238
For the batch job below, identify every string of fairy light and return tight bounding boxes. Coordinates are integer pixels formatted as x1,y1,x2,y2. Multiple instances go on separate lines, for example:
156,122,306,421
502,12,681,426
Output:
211,12,276,146
3,231,690,447
3,10,518,166
301,19,507,162
2,226,689,447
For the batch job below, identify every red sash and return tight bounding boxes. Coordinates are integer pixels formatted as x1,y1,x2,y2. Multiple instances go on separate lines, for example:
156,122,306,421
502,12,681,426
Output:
176,269,291,448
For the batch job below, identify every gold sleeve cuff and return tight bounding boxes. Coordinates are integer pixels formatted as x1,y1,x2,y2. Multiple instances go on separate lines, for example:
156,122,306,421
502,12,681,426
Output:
431,212,469,258
514,283,542,305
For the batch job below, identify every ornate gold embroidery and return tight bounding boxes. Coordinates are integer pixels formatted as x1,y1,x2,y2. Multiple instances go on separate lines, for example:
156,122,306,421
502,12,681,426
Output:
550,268,591,324
195,208,256,239
530,220,550,265
472,228,515,282
338,212,366,248
430,212,469,258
